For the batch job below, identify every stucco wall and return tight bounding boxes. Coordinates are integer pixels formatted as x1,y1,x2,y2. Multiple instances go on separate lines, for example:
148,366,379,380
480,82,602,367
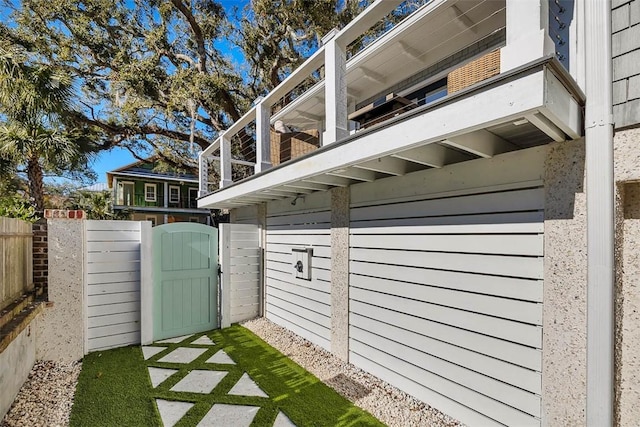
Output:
330,187,349,361
36,219,84,362
542,139,587,426
0,320,37,418
613,127,640,425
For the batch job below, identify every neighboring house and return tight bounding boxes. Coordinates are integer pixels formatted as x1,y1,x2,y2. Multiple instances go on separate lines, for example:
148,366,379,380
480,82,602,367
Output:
107,158,210,226
198,1,639,426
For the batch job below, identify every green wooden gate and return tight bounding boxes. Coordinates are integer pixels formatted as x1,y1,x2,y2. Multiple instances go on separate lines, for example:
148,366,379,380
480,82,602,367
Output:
152,222,218,341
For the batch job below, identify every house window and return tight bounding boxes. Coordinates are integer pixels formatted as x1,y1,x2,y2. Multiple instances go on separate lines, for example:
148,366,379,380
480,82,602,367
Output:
117,181,135,206
189,188,198,208
145,183,157,202
169,185,180,204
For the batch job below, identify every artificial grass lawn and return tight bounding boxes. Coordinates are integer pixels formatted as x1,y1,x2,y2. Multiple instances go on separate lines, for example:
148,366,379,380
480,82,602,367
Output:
70,325,384,427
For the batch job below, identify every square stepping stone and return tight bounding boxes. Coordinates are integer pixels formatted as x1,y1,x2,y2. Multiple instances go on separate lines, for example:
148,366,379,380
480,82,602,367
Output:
156,334,193,344
192,336,215,346
170,370,227,394
158,347,207,364
156,399,193,427
205,350,235,365
142,346,166,360
197,404,259,427
228,373,268,398
274,412,296,427
148,367,178,388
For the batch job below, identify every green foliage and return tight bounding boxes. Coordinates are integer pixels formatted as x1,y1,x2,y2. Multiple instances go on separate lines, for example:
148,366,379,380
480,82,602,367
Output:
0,194,38,222
70,190,129,220
0,0,370,167
0,43,97,211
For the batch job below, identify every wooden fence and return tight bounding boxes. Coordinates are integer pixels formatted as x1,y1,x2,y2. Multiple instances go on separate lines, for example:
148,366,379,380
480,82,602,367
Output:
0,217,33,311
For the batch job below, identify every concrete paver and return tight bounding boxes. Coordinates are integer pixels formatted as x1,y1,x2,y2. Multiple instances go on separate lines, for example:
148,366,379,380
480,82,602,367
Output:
170,370,228,394
196,404,259,427
228,373,268,398
147,367,178,388
149,333,297,426
158,347,207,364
142,346,166,360
156,334,193,344
156,399,194,427
191,336,215,346
274,412,297,427
205,349,235,365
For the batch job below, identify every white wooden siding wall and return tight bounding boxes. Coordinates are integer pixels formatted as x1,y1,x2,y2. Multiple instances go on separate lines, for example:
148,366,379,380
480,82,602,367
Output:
265,194,332,350
221,224,261,325
85,220,142,352
348,148,546,427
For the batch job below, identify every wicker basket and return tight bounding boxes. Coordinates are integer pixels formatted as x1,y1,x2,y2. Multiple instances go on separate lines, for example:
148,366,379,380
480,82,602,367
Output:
270,129,320,166
447,49,501,94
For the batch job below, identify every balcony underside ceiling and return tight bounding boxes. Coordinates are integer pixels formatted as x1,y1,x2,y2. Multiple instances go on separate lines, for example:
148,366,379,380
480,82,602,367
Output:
272,0,506,129
199,59,584,210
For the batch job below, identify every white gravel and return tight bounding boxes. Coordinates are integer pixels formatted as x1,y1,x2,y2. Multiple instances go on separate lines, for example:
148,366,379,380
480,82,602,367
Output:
1,361,81,427
242,317,462,427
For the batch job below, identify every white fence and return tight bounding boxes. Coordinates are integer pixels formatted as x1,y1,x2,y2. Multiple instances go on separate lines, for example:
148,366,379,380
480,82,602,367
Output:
220,223,261,327
85,220,151,352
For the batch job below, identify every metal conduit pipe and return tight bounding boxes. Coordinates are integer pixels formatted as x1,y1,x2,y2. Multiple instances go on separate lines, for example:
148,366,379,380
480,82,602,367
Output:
584,0,615,425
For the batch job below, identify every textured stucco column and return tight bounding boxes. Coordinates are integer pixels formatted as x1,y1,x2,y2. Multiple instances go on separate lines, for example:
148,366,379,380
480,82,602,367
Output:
330,187,349,360
613,128,640,425
36,219,85,362
542,139,587,426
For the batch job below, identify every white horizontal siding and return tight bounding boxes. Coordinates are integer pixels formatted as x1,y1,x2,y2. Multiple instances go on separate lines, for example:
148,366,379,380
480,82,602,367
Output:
348,160,545,427
265,197,331,351
85,220,142,352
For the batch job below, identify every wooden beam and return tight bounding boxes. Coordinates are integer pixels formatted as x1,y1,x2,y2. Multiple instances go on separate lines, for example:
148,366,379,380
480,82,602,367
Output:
297,111,323,122
526,113,566,142
282,182,330,191
392,144,474,167
442,129,517,158
398,41,425,63
355,157,408,176
328,167,377,182
303,175,353,187
360,67,386,84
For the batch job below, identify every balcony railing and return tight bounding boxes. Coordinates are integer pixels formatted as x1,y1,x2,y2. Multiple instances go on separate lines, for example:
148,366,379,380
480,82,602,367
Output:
199,0,567,199
116,193,201,210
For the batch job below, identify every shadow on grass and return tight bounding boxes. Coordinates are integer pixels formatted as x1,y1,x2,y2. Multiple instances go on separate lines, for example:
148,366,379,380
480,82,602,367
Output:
217,325,383,427
69,346,160,427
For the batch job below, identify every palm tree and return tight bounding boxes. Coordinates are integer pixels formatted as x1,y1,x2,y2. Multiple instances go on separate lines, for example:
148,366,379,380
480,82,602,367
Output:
0,44,85,212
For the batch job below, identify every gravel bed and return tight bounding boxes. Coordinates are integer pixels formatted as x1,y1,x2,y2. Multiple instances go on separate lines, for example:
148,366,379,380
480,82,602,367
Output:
243,317,462,427
1,361,82,427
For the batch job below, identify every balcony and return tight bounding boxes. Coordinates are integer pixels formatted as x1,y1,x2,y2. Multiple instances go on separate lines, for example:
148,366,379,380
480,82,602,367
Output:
198,0,583,210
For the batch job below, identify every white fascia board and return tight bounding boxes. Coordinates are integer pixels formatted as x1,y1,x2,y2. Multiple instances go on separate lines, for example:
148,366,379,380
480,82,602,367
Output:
540,68,583,139
199,68,551,209
109,171,198,184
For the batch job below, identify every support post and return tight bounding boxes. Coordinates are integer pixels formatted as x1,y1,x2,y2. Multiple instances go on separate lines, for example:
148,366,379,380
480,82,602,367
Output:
140,220,153,345
324,35,348,145
255,102,272,173
501,0,555,72
198,152,209,198
220,132,233,188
